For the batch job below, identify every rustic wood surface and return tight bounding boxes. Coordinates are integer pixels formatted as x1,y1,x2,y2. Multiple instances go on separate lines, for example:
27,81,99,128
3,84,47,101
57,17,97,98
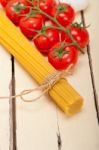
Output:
0,0,99,150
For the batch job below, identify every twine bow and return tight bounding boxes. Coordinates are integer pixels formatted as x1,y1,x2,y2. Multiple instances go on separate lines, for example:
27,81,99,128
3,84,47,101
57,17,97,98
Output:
0,65,73,102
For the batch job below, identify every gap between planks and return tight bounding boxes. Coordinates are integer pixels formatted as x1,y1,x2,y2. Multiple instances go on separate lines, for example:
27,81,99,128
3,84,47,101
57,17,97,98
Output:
56,108,62,150
9,56,17,150
81,11,99,123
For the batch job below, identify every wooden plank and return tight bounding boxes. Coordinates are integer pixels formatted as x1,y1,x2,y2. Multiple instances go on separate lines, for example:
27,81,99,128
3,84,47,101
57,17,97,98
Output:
0,44,10,150
57,6,99,150
57,54,99,150
83,0,99,114
0,5,17,149
15,60,60,150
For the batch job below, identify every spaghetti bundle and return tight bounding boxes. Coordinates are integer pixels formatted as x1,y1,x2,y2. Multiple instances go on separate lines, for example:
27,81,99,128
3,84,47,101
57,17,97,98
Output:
0,11,83,115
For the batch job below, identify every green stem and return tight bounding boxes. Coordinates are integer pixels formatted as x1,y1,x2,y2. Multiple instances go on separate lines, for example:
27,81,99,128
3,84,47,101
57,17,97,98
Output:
35,6,84,54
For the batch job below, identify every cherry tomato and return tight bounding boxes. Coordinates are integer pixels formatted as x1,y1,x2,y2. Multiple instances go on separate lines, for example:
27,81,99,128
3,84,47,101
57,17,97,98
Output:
0,0,9,7
50,3,75,27
61,26,89,48
5,0,31,25
34,28,59,54
48,42,78,70
39,0,56,15
19,13,44,39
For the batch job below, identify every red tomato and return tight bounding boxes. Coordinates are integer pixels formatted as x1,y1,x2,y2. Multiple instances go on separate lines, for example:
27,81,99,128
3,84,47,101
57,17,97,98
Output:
0,0,9,7
61,26,89,48
39,0,56,15
48,42,78,70
50,3,75,27
34,28,59,54
19,14,44,39
5,0,31,25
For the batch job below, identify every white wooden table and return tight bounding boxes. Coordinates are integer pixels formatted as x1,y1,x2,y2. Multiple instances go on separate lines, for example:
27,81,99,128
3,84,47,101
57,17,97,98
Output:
0,0,99,150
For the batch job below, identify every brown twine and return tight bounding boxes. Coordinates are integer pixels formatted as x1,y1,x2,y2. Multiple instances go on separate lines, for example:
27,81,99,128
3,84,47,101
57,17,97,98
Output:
0,65,73,102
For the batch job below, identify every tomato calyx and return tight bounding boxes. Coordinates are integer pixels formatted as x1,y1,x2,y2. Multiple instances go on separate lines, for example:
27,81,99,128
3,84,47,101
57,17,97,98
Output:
24,9,38,18
13,2,27,13
53,4,68,18
71,22,90,29
53,42,69,59
40,26,47,33
39,26,48,37
32,26,49,40
56,4,67,15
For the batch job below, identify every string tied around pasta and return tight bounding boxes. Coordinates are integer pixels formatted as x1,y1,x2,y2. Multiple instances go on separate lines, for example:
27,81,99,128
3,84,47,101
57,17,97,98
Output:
0,65,73,102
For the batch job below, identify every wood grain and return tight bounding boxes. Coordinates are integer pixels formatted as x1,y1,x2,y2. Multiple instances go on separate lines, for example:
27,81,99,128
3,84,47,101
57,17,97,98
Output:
81,10,99,122
15,60,60,150
83,0,99,118
0,45,10,150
